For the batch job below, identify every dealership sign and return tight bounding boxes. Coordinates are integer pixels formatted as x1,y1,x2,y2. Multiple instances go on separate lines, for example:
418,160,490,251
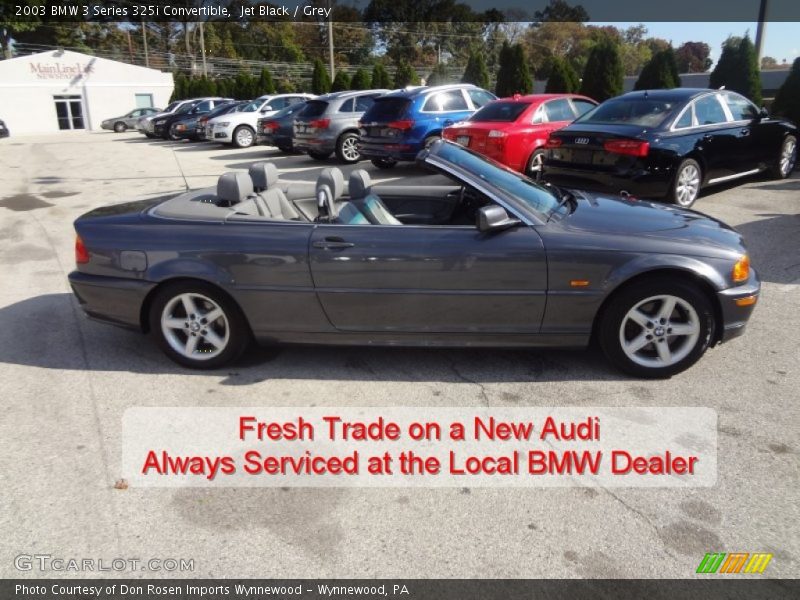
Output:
29,61,94,80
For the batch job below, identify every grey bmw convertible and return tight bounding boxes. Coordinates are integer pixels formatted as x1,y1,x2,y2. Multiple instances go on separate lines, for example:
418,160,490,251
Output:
68,140,759,378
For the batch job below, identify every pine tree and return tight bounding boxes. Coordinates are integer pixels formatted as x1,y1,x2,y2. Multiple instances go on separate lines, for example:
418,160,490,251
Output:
331,70,351,92
545,57,579,93
277,78,297,94
350,68,372,90
494,41,513,97
258,68,276,95
510,44,533,95
171,72,188,101
580,39,624,101
371,64,391,89
393,60,420,88
461,51,490,90
311,59,331,95
710,35,762,104
426,63,450,86
772,57,800,124
634,48,680,90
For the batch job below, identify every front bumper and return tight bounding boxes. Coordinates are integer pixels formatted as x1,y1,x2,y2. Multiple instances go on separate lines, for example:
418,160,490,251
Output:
715,270,761,343
68,271,155,331
207,124,234,143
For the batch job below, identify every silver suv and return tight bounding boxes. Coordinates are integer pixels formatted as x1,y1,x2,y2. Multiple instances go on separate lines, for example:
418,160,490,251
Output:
293,89,389,163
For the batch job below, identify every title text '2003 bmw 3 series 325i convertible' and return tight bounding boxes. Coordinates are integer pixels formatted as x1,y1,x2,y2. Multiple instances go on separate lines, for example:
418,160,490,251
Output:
68,141,759,378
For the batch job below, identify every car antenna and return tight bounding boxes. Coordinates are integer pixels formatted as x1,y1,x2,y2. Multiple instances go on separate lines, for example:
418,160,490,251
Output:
169,143,190,192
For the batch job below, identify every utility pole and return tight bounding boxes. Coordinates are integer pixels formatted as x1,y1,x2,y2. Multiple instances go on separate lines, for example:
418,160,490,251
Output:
755,0,768,65
199,22,207,77
327,0,334,80
126,29,134,63
142,21,149,68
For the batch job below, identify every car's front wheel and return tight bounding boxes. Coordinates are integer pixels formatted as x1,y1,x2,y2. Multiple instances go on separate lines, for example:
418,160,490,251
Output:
149,282,250,369
668,159,702,208
233,125,255,148
113,122,126,133
771,135,797,179
598,279,715,378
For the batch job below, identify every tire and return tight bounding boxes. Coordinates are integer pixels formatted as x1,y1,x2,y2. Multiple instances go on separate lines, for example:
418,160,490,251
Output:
277,145,294,154
336,132,361,163
423,134,440,149
668,158,702,208
371,157,397,169
168,130,181,141
233,125,255,148
144,133,156,139
598,279,715,378
308,150,332,161
113,122,126,133
770,135,797,179
526,149,546,180
149,281,251,370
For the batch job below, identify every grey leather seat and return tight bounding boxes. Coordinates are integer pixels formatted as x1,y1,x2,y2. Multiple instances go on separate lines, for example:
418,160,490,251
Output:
248,162,301,220
316,167,345,222
348,170,402,225
217,172,260,215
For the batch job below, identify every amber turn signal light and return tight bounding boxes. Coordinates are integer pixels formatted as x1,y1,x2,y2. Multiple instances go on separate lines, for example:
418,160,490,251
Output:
570,280,590,287
735,295,758,307
732,255,750,283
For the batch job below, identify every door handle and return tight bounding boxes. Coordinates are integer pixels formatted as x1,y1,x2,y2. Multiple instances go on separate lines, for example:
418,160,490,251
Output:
313,237,354,250
739,128,750,137
702,134,713,143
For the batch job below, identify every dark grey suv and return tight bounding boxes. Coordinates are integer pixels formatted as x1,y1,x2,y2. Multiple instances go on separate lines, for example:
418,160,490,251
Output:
293,89,389,163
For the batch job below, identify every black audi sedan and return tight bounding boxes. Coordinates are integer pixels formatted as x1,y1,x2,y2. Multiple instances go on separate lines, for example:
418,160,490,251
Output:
543,88,797,207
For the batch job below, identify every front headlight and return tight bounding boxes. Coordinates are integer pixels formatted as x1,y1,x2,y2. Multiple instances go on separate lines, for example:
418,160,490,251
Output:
216,122,230,127
155,120,165,125
732,255,750,283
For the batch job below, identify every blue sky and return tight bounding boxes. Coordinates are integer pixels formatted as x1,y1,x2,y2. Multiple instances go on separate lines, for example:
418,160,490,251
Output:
598,22,799,67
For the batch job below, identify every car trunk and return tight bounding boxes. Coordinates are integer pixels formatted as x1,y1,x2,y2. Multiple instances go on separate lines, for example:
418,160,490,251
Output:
548,124,650,169
293,100,330,140
445,121,517,160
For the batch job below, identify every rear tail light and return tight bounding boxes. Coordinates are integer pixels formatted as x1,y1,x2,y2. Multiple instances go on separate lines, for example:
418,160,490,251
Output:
309,118,330,129
603,139,650,157
75,235,89,264
262,121,279,132
732,255,750,283
544,136,562,149
388,119,414,131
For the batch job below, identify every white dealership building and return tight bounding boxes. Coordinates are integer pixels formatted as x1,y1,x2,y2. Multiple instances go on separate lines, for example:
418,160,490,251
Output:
0,49,173,134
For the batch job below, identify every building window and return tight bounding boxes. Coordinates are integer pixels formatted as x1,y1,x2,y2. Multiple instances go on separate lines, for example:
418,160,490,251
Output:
135,93,154,108
54,95,84,130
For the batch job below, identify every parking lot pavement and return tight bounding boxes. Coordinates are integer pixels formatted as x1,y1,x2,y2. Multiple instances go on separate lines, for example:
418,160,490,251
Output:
0,131,798,579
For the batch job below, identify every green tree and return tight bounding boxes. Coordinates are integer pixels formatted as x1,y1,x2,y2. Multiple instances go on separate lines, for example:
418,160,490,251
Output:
494,41,514,96
258,68,276,95
234,72,258,100
371,63,392,89
461,50,490,89
331,70,352,92
311,59,331,94
277,78,297,94
426,63,450,86
634,48,680,90
772,57,800,124
172,72,189,101
675,41,712,73
580,38,624,101
393,60,420,88
710,35,762,104
350,68,372,90
511,44,533,94
545,56,579,93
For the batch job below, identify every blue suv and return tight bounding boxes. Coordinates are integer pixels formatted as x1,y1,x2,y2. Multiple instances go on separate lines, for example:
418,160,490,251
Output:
358,84,496,168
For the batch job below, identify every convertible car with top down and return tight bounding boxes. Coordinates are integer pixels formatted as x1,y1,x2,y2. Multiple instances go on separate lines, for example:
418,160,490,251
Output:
68,140,759,378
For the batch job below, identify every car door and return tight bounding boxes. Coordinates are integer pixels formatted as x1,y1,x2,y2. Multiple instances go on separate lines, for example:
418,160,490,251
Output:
691,93,743,182
308,211,548,334
721,91,779,172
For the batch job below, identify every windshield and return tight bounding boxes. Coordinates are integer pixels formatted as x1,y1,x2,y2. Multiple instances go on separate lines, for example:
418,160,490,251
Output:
297,100,329,118
435,142,561,219
576,98,678,128
164,102,179,112
270,103,306,120
175,102,197,114
469,101,531,122
239,100,263,113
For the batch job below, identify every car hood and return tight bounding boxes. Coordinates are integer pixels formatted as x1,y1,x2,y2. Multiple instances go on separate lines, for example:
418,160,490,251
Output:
559,190,745,253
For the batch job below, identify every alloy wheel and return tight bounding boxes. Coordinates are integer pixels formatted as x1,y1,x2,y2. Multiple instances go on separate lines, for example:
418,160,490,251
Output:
527,152,544,179
341,136,360,162
618,295,700,369
236,128,254,147
780,137,797,176
160,293,230,361
675,164,700,206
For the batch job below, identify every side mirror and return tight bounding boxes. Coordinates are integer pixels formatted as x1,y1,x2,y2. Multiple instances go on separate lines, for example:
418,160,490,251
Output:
477,205,520,233
759,106,769,119
261,106,272,113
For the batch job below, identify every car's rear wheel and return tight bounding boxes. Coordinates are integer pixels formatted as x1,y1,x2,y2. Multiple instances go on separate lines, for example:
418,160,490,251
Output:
113,122,126,133
371,157,397,169
526,149,546,180
149,282,250,369
308,150,332,160
233,125,255,148
598,279,715,378
336,132,361,163
771,135,797,178
144,132,156,139
669,159,702,208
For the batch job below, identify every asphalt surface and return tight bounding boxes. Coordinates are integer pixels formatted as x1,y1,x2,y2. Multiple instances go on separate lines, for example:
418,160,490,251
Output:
0,131,798,579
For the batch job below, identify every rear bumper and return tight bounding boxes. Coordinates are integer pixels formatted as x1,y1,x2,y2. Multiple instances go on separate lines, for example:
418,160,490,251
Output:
715,270,761,343
68,271,155,331
295,135,336,154
359,139,420,162
544,162,672,199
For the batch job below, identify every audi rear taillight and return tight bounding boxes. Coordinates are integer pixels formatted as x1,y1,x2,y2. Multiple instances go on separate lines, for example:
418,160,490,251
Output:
603,139,650,157
75,235,89,264
263,121,279,132
388,119,414,131
545,136,562,149
309,118,330,129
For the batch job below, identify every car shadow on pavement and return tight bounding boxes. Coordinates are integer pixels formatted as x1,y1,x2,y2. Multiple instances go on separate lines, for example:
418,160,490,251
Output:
734,212,800,285
1,293,626,384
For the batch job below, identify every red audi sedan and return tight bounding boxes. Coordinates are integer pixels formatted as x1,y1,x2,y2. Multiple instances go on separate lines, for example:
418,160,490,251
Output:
443,94,597,176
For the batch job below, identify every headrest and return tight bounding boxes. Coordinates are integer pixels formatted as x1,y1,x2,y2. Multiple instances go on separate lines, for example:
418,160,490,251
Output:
348,169,372,200
217,172,253,205
248,162,279,191
316,167,344,202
